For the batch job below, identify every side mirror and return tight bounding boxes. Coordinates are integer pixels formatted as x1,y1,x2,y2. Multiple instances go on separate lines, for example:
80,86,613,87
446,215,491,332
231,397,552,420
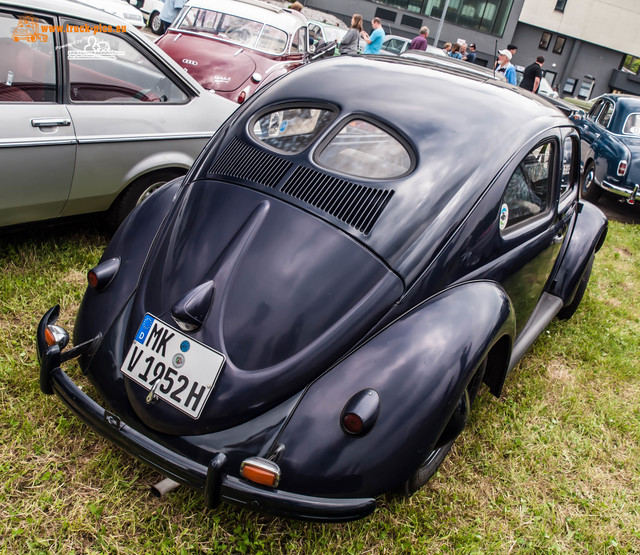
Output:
308,43,316,54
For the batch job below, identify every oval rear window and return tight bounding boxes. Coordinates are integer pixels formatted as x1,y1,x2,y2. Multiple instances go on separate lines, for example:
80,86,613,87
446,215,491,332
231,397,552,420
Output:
316,119,412,179
252,108,334,154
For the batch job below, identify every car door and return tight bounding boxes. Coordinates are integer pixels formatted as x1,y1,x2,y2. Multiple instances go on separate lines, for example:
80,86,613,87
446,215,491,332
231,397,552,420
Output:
0,8,76,226
59,20,206,216
496,136,568,333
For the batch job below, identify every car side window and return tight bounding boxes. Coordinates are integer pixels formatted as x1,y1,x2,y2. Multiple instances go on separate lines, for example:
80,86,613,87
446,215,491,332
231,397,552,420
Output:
623,113,640,135
597,102,614,128
587,100,602,121
500,141,554,230
317,119,413,179
560,136,577,198
65,27,188,104
0,10,56,102
291,26,307,53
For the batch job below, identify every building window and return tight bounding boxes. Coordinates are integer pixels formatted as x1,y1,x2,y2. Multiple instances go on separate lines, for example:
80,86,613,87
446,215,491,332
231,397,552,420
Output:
387,0,515,37
622,55,640,74
543,70,557,87
539,31,551,50
553,36,566,54
563,78,577,95
555,0,567,12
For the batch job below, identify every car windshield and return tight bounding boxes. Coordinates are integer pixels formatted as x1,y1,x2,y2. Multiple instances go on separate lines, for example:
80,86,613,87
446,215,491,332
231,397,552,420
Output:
320,25,346,43
176,7,289,55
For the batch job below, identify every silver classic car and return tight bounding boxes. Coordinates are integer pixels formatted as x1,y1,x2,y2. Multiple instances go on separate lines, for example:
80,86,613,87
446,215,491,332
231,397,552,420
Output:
0,0,235,229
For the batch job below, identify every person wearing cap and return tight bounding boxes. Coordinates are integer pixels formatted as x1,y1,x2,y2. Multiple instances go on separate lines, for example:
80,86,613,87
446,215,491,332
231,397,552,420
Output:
464,43,477,63
496,49,517,84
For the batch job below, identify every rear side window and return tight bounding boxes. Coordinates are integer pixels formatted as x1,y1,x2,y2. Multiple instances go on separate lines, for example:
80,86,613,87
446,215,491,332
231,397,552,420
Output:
316,119,413,179
623,113,640,135
252,107,334,153
500,141,554,230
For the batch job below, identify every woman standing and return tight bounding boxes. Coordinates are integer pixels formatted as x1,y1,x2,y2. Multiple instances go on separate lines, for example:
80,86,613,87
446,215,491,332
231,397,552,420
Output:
339,14,363,55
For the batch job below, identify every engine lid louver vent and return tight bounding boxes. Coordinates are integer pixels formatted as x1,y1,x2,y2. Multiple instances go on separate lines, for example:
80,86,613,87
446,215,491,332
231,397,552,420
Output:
209,137,292,189
281,167,394,235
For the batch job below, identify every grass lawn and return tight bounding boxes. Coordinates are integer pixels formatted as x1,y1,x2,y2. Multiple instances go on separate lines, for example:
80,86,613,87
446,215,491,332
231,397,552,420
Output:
0,217,639,554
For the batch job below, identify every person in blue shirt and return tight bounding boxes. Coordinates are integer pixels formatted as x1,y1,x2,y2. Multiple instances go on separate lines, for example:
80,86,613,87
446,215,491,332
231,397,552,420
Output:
361,17,385,55
496,49,517,85
159,0,185,34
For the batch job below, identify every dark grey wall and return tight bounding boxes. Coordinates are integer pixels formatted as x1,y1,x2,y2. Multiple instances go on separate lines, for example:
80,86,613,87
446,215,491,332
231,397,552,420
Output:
511,23,625,99
304,0,526,67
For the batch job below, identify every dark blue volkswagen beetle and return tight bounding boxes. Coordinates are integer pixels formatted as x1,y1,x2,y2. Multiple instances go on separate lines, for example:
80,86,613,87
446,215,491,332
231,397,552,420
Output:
575,93,640,205
37,55,607,522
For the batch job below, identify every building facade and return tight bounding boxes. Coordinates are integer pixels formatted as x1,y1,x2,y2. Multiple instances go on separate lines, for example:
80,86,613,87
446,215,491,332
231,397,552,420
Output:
305,0,640,99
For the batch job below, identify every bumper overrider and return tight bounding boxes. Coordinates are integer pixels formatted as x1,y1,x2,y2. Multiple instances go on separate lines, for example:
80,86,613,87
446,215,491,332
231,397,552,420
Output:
36,306,376,522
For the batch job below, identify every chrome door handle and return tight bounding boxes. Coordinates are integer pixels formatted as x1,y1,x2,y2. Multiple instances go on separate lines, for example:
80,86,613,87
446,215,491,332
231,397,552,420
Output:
31,118,71,128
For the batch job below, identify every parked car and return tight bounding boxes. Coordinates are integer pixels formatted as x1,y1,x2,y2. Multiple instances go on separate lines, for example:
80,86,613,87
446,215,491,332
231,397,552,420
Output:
155,0,310,104
400,48,497,79
0,0,236,229
126,0,164,34
37,55,607,522
379,34,445,57
307,18,347,56
574,94,640,205
74,0,145,29
514,67,580,117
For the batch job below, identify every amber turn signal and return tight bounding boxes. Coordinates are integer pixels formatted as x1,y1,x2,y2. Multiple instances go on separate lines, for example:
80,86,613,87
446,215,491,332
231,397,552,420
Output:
240,457,280,488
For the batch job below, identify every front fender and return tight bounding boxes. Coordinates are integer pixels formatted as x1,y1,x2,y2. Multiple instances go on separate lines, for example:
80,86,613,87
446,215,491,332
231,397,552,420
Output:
273,281,515,499
552,201,607,306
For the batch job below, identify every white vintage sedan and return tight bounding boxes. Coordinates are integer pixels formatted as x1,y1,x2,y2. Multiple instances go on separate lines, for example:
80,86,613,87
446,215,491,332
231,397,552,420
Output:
0,0,236,229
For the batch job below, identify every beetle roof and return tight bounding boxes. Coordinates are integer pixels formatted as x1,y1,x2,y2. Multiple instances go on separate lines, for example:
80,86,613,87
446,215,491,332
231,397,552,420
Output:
229,56,568,276
185,0,307,32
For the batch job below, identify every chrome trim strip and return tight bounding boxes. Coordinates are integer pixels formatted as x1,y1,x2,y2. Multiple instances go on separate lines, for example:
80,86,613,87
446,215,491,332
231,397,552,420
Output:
0,138,76,148
76,132,212,144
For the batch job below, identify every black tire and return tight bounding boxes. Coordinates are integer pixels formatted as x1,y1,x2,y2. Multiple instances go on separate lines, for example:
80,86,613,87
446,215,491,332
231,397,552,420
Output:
399,358,487,496
581,162,601,203
557,253,594,320
149,12,163,35
106,169,184,233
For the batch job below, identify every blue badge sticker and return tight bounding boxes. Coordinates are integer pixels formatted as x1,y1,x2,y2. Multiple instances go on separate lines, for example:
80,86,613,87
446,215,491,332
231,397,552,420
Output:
135,315,154,344
180,340,190,353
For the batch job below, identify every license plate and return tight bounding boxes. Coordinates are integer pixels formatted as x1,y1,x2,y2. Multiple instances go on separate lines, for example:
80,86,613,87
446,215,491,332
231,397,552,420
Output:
121,314,225,419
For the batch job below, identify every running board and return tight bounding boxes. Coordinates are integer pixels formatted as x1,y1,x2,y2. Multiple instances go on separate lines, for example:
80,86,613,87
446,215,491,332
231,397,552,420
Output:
508,292,564,373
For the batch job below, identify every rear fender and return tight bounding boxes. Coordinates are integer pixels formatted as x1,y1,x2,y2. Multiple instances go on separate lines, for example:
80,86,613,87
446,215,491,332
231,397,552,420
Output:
551,201,607,306
73,178,183,349
272,281,515,498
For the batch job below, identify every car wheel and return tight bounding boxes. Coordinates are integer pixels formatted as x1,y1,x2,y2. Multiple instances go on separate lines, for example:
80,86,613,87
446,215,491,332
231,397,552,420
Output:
581,162,601,203
107,169,184,233
399,357,487,496
149,11,163,35
557,253,594,320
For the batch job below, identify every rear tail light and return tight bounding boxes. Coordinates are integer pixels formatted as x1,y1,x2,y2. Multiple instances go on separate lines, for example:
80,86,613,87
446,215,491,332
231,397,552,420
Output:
240,457,280,487
237,90,247,103
618,160,628,176
87,257,120,291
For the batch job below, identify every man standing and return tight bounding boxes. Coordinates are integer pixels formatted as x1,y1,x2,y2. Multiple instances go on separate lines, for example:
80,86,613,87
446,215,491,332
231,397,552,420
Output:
520,56,545,93
464,43,477,63
159,0,185,34
496,49,517,85
361,17,385,55
408,26,429,51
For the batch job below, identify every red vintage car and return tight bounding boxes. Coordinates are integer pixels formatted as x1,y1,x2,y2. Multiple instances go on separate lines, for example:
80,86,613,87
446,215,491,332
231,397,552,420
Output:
156,0,311,104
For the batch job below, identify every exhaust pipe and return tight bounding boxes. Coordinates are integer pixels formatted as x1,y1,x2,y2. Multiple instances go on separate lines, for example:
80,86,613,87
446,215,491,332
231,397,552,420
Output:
150,477,180,498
